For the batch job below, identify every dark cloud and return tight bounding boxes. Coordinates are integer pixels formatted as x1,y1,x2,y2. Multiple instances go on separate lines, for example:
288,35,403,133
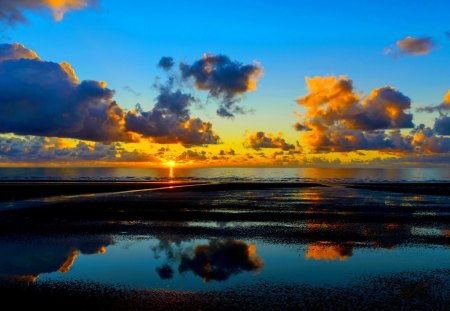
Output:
178,239,263,282
125,84,220,146
294,122,311,131
434,115,450,136
304,128,413,153
0,44,136,142
243,132,295,151
412,125,450,153
0,0,96,25
0,43,221,147
158,57,174,71
219,148,236,156
180,54,263,118
385,36,435,57
350,87,414,130
176,149,207,161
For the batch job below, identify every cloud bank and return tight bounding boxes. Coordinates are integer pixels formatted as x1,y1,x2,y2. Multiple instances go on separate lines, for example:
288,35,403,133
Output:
0,136,156,162
0,43,221,146
295,76,450,154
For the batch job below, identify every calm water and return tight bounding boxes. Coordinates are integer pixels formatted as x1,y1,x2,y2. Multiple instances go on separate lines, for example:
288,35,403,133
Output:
2,230,449,290
0,167,449,182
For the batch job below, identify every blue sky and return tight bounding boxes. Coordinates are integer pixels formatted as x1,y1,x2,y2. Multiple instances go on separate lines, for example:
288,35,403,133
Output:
6,1,449,120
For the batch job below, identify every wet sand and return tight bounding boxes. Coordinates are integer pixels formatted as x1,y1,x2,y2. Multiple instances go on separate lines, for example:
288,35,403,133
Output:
348,182,450,196
1,271,449,311
0,181,449,310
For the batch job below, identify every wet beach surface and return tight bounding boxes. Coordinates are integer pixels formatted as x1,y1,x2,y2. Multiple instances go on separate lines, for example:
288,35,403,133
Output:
0,181,449,310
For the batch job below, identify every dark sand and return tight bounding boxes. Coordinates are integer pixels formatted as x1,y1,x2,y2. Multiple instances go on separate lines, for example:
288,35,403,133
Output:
1,270,449,311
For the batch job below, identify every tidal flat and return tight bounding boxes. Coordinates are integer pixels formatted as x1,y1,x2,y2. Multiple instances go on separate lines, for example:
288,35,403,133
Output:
0,182,449,310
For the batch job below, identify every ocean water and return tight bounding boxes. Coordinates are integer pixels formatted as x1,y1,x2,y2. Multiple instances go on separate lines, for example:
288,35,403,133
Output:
0,167,449,182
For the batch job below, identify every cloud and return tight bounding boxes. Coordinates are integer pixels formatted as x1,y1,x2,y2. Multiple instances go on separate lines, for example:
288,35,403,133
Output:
295,76,415,152
219,148,236,156
417,89,450,113
178,239,263,282
385,36,435,57
0,43,220,146
412,125,450,153
125,83,221,146
298,76,414,131
416,90,450,136
180,54,263,118
0,43,39,61
123,86,141,97
294,122,311,131
176,149,207,161
158,56,174,71
0,43,136,142
0,0,96,25
434,115,450,136
295,76,450,155
0,135,157,162
243,132,295,151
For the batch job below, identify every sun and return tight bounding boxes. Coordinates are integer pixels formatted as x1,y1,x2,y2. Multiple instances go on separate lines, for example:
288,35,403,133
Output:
166,161,176,167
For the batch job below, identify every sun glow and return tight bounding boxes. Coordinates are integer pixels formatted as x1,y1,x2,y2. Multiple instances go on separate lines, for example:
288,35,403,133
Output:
166,161,176,167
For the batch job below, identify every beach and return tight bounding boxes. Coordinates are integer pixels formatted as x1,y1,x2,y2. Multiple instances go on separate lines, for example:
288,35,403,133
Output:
0,180,449,310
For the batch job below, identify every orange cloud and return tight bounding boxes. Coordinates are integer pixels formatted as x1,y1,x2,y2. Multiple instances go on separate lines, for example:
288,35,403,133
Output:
293,76,450,155
45,0,90,21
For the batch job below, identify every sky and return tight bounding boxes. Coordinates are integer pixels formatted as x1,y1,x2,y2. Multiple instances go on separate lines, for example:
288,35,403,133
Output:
0,0,449,167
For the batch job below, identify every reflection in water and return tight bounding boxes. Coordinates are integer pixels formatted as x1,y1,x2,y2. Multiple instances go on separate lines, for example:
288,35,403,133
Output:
58,249,79,273
0,235,113,283
153,239,263,282
306,243,354,261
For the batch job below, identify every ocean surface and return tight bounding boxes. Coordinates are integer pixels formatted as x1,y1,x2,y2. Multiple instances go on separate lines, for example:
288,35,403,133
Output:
0,166,450,182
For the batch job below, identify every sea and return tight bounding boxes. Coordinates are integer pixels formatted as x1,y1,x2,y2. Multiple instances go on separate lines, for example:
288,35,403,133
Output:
0,166,449,182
